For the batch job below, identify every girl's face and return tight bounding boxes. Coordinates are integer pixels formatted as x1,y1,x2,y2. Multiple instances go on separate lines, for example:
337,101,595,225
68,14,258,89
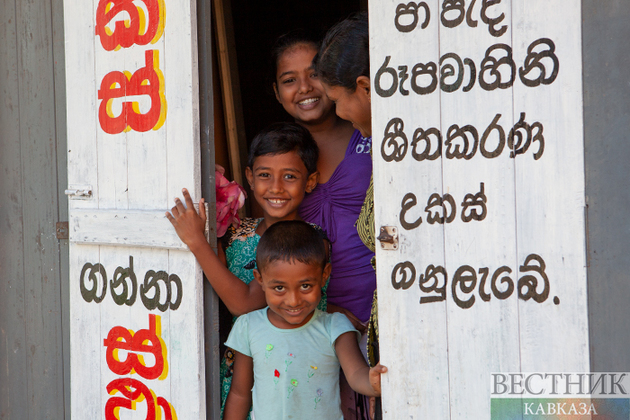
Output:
323,76,372,137
274,44,335,125
245,151,318,225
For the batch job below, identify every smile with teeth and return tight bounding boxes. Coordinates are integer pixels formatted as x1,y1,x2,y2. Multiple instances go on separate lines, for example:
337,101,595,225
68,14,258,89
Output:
298,97,319,105
285,308,303,315
267,198,288,205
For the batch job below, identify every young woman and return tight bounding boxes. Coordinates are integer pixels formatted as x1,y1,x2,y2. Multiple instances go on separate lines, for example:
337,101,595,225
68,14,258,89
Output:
271,31,376,419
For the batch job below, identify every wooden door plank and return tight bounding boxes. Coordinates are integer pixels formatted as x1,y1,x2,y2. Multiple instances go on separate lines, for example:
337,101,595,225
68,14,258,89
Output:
370,1,450,417
213,0,248,188
0,0,29,416
163,2,206,416
438,2,522,418
50,0,71,411
69,209,187,249
63,0,98,209
15,0,66,416
168,249,206,417
196,0,221,414
512,0,589,372
63,3,109,416
69,243,103,419
164,0,201,201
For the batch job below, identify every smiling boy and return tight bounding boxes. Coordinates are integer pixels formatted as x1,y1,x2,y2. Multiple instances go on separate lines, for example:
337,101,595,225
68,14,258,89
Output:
223,221,386,420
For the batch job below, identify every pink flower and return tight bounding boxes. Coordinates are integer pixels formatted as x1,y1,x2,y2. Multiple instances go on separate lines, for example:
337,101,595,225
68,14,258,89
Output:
215,164,246,237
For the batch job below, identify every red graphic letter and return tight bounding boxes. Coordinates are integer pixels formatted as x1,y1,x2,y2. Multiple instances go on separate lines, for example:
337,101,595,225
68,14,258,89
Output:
95,0,165,51
98,49,167,135
105,378,155,420
103,313,166,380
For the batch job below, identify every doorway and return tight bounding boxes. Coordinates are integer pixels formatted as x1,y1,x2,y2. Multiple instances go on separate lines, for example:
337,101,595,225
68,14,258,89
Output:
231,0,364,141
207,0,365,416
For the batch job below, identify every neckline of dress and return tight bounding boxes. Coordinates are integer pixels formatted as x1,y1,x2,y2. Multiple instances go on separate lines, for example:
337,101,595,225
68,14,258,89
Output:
315,130,360,188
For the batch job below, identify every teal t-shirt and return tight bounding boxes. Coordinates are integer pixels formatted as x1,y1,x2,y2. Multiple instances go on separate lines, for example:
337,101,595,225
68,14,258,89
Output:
225,308,357,420
219,218,331,419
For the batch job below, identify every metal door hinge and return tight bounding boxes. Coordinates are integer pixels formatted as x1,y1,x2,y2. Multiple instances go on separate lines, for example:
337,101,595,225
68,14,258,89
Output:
65,185,93,199
56,221,69,240
377,226,398,250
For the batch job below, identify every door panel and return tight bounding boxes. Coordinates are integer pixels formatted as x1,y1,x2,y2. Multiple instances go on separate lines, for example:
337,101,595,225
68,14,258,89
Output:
63,0,206,417
369,1,588,418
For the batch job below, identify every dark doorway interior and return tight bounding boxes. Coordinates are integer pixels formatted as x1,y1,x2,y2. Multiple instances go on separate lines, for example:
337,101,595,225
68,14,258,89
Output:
213,0,365,398
231,0,364,143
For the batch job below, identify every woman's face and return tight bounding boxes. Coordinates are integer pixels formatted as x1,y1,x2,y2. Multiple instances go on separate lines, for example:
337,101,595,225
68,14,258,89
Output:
274,44,335,125
323,77,372,137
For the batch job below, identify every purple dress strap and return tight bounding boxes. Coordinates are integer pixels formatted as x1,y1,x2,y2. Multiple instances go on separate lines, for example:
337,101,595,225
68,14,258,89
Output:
299,130,376,323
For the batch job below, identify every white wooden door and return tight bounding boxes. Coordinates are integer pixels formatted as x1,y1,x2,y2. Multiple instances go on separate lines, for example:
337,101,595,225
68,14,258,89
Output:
369,1,588,418
63,0,206,418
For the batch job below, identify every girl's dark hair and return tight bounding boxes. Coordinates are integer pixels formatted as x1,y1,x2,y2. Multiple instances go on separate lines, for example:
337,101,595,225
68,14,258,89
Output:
314,12,369,91
270,30,321,84
256,220,328,271
247,122,319,175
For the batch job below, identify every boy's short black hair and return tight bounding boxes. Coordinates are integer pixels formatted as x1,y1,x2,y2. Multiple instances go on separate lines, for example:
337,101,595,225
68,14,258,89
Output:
256,220,328,272
247,122,319,175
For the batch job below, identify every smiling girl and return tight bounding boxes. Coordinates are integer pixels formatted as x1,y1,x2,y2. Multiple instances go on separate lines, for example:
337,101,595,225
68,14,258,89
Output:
271,32,356,185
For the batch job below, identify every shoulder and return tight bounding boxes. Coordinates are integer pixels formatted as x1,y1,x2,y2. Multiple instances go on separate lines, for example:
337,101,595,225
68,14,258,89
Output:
348,130,372,157
231,311,251,330
307,222,330,242
227,309,268,343
316,311,357,346
221,217,261,249
239,307,268,324
328,311,355,329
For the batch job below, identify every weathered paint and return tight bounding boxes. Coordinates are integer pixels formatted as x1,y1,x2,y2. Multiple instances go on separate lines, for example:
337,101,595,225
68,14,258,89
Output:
62,0,206,418
369,1,588,418
0,0,69,417
582,1,630,373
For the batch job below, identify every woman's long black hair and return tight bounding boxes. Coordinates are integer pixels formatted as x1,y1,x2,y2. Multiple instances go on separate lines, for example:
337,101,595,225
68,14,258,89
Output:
314,12,369,91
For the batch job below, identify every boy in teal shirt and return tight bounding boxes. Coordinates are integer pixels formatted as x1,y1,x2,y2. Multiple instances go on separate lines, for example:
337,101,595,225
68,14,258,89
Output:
224,221,386,419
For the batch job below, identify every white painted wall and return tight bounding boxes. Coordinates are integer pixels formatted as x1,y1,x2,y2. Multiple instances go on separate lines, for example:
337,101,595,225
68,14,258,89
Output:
63,0,205,417
369,1,588,418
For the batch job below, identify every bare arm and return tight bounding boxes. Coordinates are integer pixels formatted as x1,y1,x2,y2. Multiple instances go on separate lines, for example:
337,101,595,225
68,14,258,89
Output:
223,351,254,420
327,304,367,334
335,331,387,397
165,188,267,316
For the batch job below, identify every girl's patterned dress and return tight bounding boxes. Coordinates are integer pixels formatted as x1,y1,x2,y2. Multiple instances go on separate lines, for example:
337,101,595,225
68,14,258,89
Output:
219,218,329,418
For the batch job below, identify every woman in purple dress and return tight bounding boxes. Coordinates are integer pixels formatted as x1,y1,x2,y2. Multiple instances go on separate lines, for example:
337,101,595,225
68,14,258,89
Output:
271,32,376,418
313,13,383,419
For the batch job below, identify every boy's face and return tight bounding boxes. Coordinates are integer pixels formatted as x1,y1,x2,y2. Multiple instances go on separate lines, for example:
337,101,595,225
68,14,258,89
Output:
254,259,331,329
246,151,318,225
